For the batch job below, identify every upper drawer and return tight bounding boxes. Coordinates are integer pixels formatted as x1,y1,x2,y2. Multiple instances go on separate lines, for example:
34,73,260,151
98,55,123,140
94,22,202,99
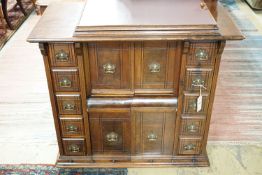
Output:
186,42,219,66
49,43,77,67
134,41,181,95
87,42,132,92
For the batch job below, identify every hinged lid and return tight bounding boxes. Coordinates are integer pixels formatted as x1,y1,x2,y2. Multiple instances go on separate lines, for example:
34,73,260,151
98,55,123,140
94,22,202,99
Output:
74,0,221,38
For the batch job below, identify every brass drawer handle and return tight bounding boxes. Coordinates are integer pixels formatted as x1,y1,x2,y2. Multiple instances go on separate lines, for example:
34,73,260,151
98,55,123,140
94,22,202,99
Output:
63,103,75,111
103,63,116,74
192,78,205,87
183,144,196,151
106,132,119,143
149,63,160,73
189,101,197,111
59,78,72,87
195,48,208,61
66,125,78,133
187,124,198,133
68,144,80,153
55,50,69,61
147,132,157,141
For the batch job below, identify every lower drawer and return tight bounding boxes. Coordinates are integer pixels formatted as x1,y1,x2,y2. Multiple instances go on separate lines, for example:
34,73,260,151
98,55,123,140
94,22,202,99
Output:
60,116,84,137
178,137,202,155
62,138,86,156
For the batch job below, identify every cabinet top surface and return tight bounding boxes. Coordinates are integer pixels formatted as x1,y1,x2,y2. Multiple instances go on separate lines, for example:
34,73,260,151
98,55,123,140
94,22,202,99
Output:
76,0,217,31
27,0,244,42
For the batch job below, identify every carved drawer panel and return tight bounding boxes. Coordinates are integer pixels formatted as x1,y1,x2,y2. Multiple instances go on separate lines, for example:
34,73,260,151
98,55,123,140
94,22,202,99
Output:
60,117,84,137
178,137,202,155
186,42,219,66
182,94,209,115
89,111,131,154
56,94,82,115
52,69,80,92
185,68,213,92
132,107,176,155
180,117,206,136
134,41,180,94
62,138,86,156
87,42,132,91
49,43,77,67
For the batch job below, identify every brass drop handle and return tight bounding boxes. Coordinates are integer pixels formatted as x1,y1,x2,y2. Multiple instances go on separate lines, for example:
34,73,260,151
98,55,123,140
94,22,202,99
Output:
59,78,72,87
149,63,160,73
147,132,157,141
63,103,75,111
192,78,205,87
55,50,69,61
68,144,80,153
187,124,198,133
103,63,116,74
66,125,78,133
183,144,196,151
106,132,119,143
195,48,208,61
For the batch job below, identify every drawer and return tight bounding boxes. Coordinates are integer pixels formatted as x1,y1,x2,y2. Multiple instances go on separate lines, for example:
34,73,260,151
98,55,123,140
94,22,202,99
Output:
87,42,132,91
184,68,213,92
178,137,202,155
180,117,205,136
132,107,176,155
49,43,77,67
60,117,84,137
52,69,80,92
62,138,86,156
134,41,180,94
89,111,131,154
183,94,209,115
186,42,219,66
56,94,82,115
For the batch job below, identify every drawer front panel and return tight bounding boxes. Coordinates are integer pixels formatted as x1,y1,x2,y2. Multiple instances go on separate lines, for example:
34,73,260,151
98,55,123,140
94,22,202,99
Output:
62,139,86,156
88,42,132,90
49,44,77,67
186,42,219,66
183,95,209,115
185,68,213,92
89,111,131,154
57,95,82,115
135,41,180,91
178,138,202,155
52,69,80,92
132,107,176,155
60,117,84,137
180,118,205,136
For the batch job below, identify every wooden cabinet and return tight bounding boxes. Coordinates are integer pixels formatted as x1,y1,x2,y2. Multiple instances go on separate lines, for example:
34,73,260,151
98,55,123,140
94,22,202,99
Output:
28,0,243,168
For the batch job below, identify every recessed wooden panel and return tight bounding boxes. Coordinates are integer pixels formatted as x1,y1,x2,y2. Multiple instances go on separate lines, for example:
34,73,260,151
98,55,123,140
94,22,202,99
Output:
56,95,82,115
89,111,131,154
185,68,214,92
132,107,176,155
178,137,202,155
62,138,86,156
88,42,132,91
182,94,209,115
49,44,77,67
186,42,219,66
60,117,84,137
180,118,206,136
134,41,180,94
52,69,80,92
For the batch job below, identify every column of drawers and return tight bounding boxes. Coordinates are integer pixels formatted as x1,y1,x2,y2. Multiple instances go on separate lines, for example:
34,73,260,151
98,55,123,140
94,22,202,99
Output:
47,43,87,156
177,41,220,155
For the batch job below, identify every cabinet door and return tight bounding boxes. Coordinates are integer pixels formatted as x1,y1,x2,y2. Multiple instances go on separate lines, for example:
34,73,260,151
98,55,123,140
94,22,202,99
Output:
131,107,176,156
134,41,181,95
87,42,132,93
89,111,131,154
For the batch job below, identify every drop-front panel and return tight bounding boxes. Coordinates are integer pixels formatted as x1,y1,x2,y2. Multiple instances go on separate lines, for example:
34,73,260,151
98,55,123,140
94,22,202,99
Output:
28,0,243,167
38,40,225,166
